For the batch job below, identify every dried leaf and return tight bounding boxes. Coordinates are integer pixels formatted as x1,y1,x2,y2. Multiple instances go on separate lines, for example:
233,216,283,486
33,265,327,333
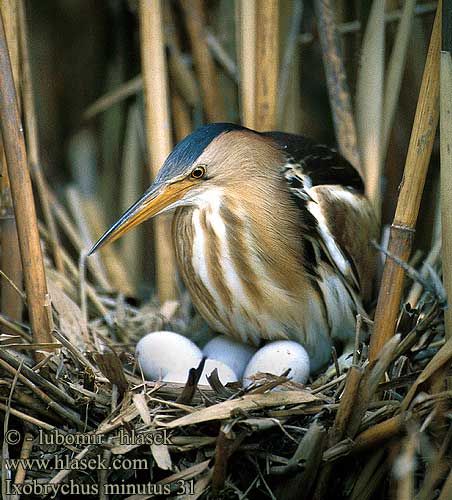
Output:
47,278,86,349
164,390,319,428
132,393,151,425
151,443,172,471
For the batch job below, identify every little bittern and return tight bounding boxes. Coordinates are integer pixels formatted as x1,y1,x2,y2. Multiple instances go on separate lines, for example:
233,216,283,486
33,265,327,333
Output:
90,123,378,371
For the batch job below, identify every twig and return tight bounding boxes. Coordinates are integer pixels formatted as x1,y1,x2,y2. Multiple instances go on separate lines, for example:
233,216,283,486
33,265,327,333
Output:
369,2,441,360
372,240,446,306
0,269,26,302
0,357,85,429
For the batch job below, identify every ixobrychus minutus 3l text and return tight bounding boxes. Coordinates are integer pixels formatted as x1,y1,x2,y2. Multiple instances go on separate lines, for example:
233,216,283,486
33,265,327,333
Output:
89,123,378,371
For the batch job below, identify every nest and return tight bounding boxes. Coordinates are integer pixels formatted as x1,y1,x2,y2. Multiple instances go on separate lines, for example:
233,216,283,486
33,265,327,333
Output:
1,239,450,500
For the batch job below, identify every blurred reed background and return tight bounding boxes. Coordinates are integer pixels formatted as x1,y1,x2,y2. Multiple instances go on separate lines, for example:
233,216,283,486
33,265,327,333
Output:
13,0,439,307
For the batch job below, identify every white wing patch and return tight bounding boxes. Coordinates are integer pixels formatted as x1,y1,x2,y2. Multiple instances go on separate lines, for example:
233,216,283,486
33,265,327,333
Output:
306,190,353,280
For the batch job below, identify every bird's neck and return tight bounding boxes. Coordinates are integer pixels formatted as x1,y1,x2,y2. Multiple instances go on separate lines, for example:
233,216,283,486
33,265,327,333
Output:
173,176,312,295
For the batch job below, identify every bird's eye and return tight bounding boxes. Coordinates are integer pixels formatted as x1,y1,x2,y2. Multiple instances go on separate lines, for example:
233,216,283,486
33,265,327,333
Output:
190,165,206,179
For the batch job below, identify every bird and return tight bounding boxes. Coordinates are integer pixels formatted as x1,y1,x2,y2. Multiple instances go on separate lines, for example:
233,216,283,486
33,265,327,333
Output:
89,123,378,372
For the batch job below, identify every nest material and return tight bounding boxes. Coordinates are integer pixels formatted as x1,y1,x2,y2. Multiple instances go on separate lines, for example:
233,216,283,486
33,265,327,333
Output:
0,247,450,500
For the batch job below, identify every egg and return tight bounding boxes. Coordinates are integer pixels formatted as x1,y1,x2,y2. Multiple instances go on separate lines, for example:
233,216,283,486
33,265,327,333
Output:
242,340,310,387
135,331,202,381
163,358,238,385
203,335,257,378
198,358,238,385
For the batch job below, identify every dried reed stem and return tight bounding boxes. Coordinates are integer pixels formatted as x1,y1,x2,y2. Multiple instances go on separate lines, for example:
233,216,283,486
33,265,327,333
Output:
236,0,256,128
314,0,361,171
167,43,200,109
82,197,135,296
139,0,177,302
254,0,279,131
0,0,23,322
119,103,142,290
382,0,416,156
369,3,441,361
180,0,225,122
172,92,192,142
356,0,385,217
353,414,405,453
83,75,142,120
54,191,111,291
440,2,452,338
396,432,416,500
277,0,304,130
438,466,452,500
0,13,53,345
10,431,33,500
18,0,64,274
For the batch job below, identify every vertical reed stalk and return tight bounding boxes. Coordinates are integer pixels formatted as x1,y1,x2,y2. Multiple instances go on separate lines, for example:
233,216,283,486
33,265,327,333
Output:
180,0,225,122
0,14,53,344
355,0,385,218
0,1,22,321
254,0,279,131
277,0,303,132
236,0,256,128
18,0,64,274
120,103,142,290
369,2,441,361
382,0,416,157
314,0,361,172
441,0,452,339
139,0,177,302
172,92,192,142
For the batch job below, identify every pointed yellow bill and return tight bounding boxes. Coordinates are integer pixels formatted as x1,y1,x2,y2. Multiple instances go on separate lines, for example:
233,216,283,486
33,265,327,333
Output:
88,179,193,255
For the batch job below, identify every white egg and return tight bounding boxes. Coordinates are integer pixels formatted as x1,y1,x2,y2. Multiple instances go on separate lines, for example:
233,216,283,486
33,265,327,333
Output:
203,335,257,378
162,369,192,384
198,358,238,385
242,340,310,387
135,331,202,381
163,358,238,385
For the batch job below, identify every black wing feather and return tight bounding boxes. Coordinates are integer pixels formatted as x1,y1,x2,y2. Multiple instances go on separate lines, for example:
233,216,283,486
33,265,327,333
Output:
262,131,364,192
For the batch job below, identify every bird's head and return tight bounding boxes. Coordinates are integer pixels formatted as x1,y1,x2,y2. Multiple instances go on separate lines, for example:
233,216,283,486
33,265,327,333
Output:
88,123,277,255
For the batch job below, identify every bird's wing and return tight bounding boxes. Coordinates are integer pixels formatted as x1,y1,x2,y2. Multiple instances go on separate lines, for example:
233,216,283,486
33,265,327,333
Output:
263,132,378,302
